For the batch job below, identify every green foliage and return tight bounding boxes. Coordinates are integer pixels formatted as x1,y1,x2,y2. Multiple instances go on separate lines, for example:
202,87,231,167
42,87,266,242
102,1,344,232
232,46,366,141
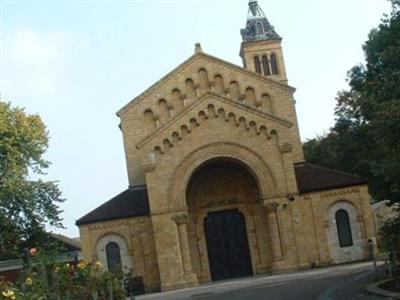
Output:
0,101,64,260
304,0,400,203
380,214,400,251
379,208,400,271
0,249,125,300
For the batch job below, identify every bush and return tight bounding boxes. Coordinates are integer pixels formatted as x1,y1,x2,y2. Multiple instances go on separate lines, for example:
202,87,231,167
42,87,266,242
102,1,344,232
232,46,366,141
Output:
380,214,400,276
0,248,126,300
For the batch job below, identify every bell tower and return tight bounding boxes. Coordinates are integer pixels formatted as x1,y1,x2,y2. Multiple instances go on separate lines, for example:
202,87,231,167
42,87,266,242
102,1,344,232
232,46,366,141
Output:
240,0,288,83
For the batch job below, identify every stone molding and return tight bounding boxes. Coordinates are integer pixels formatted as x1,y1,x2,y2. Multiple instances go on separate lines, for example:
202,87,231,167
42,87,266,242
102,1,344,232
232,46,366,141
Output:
171,213,189,225
95,233,133,273
168,141,278,211
141,161,156,174
321,187,360,198
327,201,364,264
264,202,279,212
87,217,148,231
136,91,291,151
279,142,293,154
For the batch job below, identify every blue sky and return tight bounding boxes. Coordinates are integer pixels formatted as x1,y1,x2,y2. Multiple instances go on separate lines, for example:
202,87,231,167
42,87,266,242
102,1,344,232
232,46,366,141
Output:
1,0,392,237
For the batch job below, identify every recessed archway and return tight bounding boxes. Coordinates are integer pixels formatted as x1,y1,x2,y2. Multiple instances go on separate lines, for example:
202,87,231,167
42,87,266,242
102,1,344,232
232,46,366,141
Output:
185,158,259,281
168,141,278,211
186,158,260,212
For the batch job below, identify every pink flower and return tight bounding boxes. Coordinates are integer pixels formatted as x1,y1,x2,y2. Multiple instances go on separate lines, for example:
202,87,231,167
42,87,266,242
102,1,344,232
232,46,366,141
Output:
29,248,38,256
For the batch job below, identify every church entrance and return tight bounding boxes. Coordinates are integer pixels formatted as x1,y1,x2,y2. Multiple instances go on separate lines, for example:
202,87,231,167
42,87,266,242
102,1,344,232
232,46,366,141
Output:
186,158,261,282
204,209,253,281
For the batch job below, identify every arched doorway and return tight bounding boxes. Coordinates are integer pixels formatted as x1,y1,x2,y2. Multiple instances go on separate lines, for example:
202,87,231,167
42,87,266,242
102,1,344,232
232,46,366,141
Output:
186,158,260,281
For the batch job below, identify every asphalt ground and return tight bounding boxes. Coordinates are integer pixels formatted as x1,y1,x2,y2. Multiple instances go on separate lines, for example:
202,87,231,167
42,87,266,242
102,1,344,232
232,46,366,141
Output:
137,262,390,300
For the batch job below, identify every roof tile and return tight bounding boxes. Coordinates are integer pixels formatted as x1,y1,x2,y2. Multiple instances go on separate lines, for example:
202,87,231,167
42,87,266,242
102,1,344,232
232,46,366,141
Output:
294,163,367,194
76,185,149,226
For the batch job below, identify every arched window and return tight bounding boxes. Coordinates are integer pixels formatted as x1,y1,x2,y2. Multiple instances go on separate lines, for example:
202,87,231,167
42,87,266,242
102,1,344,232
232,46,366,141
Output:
270,53,279,75
106,242,122,273
262,55,271,75
335,209,353,247
253,56,262,74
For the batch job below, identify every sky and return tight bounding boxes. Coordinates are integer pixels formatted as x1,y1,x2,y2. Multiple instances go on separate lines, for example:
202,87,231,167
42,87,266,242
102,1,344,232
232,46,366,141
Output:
0,0,392,237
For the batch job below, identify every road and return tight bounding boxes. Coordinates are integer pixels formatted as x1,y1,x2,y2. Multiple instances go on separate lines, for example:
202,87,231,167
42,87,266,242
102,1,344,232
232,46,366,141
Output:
137,262,390,300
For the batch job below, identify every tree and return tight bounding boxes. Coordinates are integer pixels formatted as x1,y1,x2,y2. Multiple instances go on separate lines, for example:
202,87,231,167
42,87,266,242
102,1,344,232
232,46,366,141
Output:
0,101,64,260
304,0,400,203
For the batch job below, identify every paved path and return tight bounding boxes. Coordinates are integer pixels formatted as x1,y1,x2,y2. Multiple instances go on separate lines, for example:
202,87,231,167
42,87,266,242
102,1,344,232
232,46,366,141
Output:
137,262,390,300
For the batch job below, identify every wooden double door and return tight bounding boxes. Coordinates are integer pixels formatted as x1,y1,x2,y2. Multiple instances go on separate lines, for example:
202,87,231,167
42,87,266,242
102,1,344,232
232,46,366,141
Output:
204,209,253,281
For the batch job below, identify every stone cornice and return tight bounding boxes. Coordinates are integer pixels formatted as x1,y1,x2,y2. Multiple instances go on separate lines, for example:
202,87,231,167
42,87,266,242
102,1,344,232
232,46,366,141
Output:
264,202,279,212
86,216,149,231
135,92,292,150
279,142,293,154
171,213,189,225
320,187,360,198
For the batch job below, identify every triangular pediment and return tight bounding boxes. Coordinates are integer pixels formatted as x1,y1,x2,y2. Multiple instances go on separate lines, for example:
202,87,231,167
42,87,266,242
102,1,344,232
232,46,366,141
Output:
117,51,295,117
136,92,292,150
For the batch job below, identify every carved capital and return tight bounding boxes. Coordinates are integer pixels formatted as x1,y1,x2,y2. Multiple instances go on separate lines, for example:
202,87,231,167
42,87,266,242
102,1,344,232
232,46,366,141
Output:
141,153,156,173
279,142,293,154
171,213,189,225
264,202,279,212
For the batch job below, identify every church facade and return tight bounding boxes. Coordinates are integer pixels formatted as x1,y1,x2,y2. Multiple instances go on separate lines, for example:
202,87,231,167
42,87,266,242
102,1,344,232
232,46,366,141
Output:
77,1,376,293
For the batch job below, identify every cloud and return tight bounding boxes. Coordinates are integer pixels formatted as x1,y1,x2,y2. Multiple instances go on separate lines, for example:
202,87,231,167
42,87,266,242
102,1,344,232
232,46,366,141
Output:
3,28,72,97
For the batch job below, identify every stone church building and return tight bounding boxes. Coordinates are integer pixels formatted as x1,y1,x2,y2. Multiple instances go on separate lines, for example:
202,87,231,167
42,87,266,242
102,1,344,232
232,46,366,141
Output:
77,1,376,293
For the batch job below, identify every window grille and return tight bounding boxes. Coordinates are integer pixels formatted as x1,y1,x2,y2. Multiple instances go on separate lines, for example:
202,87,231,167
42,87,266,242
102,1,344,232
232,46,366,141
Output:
335,209,353,247
106,242,122,273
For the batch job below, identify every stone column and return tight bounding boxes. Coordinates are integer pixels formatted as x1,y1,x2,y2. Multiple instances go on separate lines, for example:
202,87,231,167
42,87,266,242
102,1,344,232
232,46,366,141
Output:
171,213,198,287
172,213,193,274
264,202,284,262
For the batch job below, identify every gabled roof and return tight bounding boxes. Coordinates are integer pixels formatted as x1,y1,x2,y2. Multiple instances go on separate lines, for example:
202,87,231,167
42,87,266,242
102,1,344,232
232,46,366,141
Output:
76,185,149,226
76,164,368,226
294,163,367,194
116,51,295,117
